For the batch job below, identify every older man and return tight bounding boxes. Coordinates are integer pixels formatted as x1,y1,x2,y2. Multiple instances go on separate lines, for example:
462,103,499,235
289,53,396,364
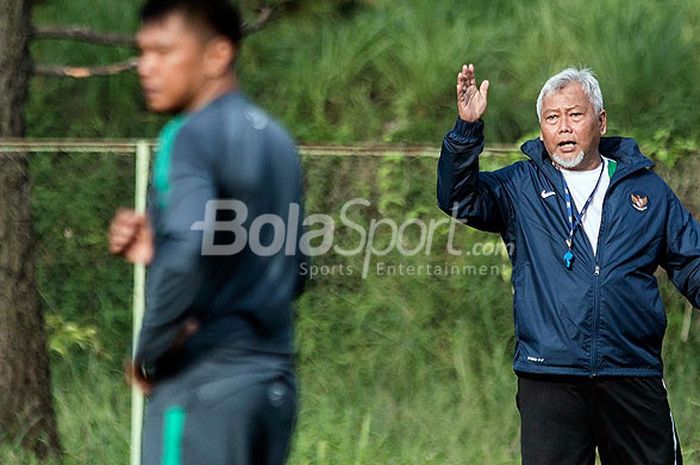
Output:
437,64,700,464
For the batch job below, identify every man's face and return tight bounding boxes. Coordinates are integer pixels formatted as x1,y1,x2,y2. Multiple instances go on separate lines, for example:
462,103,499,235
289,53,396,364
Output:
539,83,607,169
137,12,209,113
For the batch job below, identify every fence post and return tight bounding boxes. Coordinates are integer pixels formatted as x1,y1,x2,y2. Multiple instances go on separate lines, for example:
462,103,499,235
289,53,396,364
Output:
681,301,694,343
131,140,150,465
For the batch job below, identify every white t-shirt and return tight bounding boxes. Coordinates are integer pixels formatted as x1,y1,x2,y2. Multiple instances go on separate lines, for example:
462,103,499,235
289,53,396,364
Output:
560,157,611,256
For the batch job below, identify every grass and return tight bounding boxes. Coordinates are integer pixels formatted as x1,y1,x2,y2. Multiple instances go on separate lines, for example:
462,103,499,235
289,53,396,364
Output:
5,0,700,463
26,0,700,145
6,154,696,464
3,277,698,465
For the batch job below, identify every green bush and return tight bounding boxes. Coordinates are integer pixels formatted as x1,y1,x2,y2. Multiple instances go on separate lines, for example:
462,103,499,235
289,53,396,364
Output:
9,0,700,463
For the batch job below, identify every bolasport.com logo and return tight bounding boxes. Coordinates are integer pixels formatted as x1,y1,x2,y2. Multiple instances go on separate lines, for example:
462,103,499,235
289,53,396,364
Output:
190,198,513,279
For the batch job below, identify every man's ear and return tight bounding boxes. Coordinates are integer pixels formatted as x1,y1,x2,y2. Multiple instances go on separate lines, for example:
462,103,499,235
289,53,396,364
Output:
599,109,607,135
204,37,236,78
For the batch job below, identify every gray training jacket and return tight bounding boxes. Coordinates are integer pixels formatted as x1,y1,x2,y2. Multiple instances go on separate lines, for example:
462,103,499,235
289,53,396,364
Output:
135,91,305,379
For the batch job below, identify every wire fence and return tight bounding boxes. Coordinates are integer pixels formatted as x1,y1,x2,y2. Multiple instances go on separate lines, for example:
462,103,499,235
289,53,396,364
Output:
0,140,697,465
1,140,697,352
0,139,521,157
0,139,505,464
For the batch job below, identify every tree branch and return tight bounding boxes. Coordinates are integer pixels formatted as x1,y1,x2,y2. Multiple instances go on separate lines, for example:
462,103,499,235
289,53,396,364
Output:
32,26,137,48
34,59,138,78
241,6,274,37
242,1,294,36
32,2,291,79
33,2,287,47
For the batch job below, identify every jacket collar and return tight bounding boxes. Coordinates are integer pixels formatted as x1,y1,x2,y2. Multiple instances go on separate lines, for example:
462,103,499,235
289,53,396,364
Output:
520,136,655,180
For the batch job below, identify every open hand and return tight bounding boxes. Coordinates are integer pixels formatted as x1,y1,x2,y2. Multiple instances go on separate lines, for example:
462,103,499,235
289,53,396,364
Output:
456,63,490,123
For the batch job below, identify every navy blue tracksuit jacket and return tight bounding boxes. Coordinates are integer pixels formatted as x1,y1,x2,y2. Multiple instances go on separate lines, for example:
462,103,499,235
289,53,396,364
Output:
438,118,700,377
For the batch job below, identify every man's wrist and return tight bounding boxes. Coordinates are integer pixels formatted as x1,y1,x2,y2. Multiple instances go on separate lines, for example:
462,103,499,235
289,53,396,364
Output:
131,356,156,381
449,117,485,143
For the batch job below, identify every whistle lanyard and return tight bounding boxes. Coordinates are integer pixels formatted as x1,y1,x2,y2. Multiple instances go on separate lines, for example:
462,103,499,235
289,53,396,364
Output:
560,161,605,269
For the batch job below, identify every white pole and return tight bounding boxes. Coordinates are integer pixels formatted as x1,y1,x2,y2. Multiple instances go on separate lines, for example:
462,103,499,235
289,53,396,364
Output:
131,140,150,465
681,301,694,343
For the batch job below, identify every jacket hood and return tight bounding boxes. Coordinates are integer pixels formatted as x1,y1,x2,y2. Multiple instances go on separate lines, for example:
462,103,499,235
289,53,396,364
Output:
520,136,655,174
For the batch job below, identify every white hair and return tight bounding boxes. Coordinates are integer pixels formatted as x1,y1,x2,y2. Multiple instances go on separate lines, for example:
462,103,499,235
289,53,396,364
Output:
536,68,604,121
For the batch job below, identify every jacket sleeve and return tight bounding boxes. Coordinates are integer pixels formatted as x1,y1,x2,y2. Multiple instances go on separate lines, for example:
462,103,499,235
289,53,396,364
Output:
661,190,700,308
135,124,217,371
436,117,515,234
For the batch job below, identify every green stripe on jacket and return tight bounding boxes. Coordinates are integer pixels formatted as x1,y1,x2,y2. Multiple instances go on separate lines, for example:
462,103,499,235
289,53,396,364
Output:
153,116,187,209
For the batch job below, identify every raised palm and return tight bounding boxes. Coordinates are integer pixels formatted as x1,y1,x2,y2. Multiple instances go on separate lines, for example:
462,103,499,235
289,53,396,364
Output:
456,63,490,123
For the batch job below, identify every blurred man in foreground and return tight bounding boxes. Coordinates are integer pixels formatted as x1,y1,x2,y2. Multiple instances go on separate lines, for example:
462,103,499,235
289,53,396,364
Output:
109,1,304,463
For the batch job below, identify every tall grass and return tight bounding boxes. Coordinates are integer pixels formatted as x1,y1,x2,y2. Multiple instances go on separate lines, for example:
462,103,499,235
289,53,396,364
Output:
4,274,697,464
7,0,700,463
27,0,700,144
15,154,700,464
0,356,129,465
241,0,700,143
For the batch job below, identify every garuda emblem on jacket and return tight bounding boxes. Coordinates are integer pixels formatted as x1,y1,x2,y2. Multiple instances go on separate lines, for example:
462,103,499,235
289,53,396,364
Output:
631,193,649,212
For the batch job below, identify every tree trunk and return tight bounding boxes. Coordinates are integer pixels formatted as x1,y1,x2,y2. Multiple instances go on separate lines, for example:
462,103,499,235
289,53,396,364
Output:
0,0,62,458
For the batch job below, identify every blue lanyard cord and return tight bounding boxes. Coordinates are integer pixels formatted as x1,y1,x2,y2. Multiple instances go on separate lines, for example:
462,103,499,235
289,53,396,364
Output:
558,159,605,269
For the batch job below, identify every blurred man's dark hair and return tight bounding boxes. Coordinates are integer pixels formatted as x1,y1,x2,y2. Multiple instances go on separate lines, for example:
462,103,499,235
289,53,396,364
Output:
140,0,243,47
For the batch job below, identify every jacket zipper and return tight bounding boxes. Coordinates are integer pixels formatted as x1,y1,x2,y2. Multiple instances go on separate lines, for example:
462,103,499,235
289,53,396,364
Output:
589,202,607,377
543,159,606,377
539,157,648,376
589,163,623,376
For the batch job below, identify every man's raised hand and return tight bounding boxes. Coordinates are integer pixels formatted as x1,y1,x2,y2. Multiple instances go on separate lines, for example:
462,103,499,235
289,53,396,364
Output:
456,63,489,123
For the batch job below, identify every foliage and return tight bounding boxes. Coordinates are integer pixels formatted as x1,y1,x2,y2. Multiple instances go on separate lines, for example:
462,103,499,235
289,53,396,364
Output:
4,0,699,463
17,150,700,464
25,0,700,148
46,315,103,359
